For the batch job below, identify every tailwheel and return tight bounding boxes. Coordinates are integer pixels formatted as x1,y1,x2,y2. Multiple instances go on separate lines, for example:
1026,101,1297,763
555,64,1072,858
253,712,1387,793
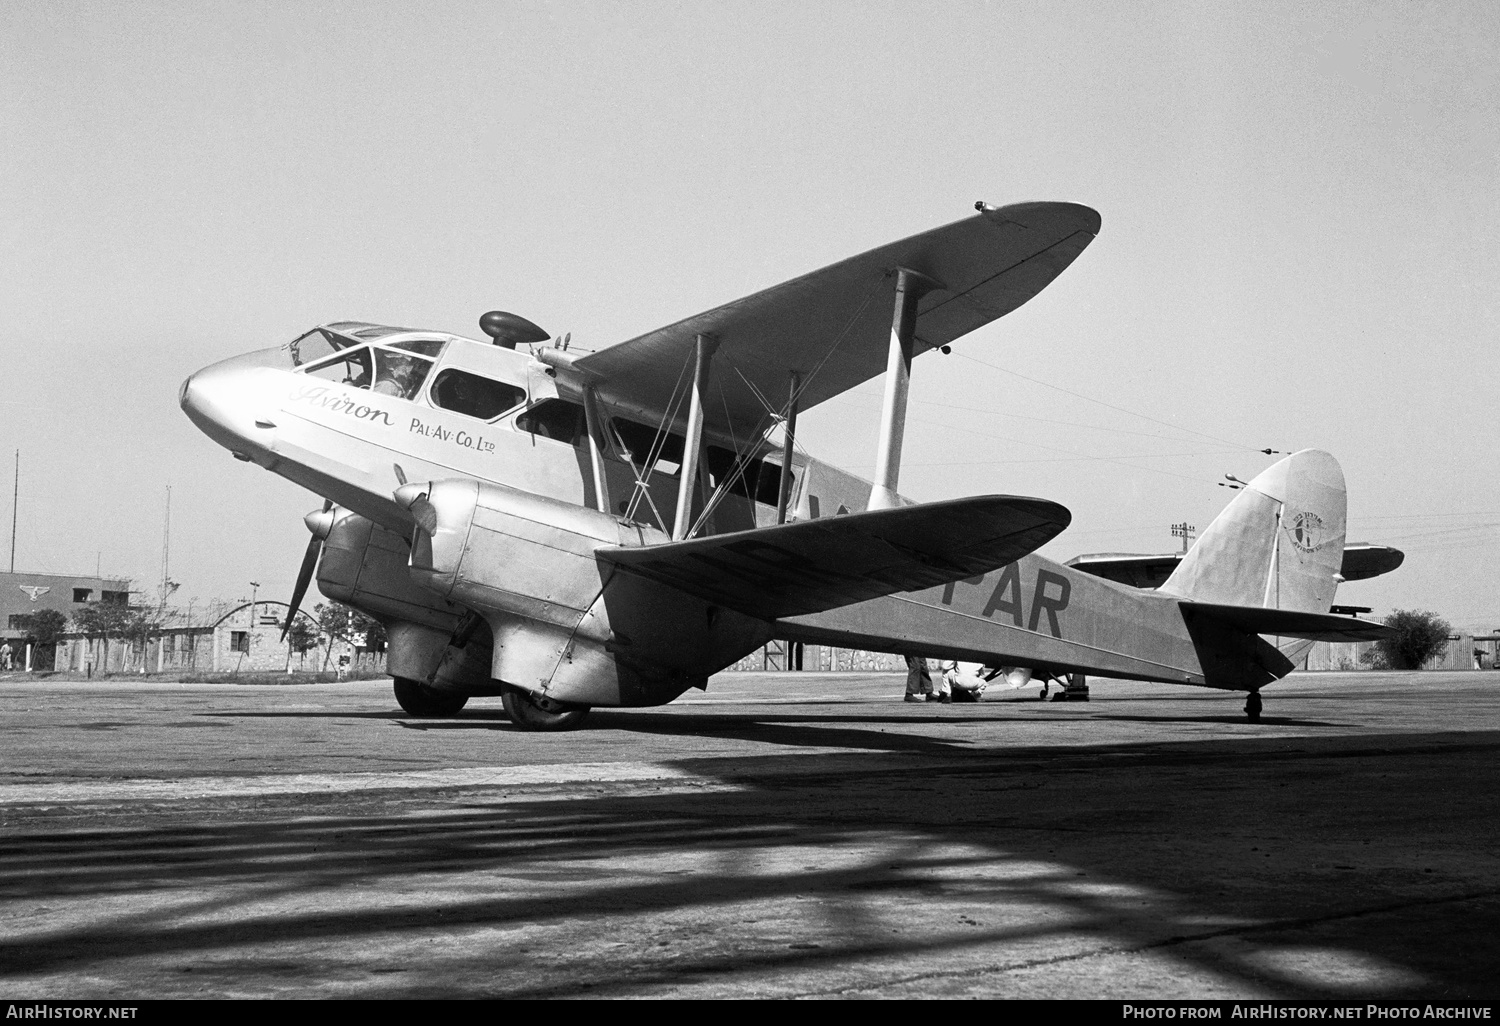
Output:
1244,691,1263,722
502,684,590,731
393,676,469,717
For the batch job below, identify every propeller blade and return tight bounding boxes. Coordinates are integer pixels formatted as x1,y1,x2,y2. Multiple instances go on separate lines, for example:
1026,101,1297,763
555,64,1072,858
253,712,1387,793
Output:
283,499,334,642
282,538,321,642
393,483,437,534
409,496,438,536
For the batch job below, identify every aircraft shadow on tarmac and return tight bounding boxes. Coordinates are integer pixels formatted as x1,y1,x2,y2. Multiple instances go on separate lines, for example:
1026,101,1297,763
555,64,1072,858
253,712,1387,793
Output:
203,707,988,755
1,732,1497,998
204,704,1348,751
201,705,1346,730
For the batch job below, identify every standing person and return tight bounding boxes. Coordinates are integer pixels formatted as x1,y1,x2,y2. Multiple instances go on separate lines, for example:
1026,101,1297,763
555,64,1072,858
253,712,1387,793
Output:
0,641,11,671
924,658,954,704
904,655,933,702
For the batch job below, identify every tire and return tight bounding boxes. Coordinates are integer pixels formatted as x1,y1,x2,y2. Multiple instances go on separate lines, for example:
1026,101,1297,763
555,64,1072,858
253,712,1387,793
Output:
501,685,590,731
393,676,469,717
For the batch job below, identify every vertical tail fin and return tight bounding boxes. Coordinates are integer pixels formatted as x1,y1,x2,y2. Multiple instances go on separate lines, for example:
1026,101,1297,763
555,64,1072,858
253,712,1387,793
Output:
1160,449,1347,614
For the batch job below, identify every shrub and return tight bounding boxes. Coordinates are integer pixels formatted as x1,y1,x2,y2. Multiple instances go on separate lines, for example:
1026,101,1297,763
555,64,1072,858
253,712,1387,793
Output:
1374,609,1452,670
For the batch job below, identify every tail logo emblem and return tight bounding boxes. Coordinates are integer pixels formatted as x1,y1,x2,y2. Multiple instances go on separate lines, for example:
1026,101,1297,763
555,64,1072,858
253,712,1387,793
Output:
1288,511,1326,553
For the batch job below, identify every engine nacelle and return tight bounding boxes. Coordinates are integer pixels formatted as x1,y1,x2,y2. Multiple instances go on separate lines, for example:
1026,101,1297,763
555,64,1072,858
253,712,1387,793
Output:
404,478,773,706
317,511,495,694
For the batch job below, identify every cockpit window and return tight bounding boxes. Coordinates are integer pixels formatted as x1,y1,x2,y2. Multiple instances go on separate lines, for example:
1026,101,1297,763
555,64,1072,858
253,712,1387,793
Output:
288,328,357,367
370,349,435,401
298,343,436,402
349,325,420,340
387,339,447,358
430,369,526,420
303,347,373,387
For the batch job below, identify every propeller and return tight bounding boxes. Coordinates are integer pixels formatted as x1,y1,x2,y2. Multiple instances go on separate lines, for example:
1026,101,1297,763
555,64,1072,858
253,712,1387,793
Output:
282,498,334,641
393,462,437,536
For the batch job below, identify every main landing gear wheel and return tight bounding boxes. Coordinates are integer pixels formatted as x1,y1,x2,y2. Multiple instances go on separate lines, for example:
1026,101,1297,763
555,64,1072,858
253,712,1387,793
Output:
1244,691,1263,722
393,677,469,717
502,685,590,731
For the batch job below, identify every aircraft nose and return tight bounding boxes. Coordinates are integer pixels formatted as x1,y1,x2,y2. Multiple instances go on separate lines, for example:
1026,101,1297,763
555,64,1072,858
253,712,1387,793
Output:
180,347,289,461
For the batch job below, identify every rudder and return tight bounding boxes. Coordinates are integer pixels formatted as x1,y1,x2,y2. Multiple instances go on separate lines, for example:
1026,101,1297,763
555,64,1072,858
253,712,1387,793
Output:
1160,449,1347,614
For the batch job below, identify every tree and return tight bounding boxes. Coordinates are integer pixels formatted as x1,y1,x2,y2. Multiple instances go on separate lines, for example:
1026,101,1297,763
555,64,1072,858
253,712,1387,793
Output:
15,609,67,647
119,606,172,672
313,602,388,668
72,602,134,673
11,609,68,671
285,615,322,670
1374,609,1452,670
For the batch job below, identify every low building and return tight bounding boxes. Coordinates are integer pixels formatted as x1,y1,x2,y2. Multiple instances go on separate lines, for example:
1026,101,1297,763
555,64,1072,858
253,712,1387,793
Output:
53,601,383,676
0,571,132,669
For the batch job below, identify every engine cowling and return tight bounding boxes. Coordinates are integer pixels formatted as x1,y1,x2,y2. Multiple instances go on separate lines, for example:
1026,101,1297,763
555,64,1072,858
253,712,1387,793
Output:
402,478,773,707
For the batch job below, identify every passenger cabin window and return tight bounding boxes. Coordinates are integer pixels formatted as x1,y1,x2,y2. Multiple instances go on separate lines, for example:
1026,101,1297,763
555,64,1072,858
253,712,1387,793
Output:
611,419,685,474
516,399,585,445
707,446,784,506
431,370,526,421
510,400,790,506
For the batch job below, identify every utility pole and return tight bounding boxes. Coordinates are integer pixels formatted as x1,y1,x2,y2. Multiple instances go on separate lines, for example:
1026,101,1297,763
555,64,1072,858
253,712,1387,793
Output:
1172,522,1196,554
161,485,171,601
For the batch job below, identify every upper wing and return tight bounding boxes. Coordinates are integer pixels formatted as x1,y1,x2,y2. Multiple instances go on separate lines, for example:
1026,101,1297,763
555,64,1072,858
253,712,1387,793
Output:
1067,542,1406,589
577,202,1099,436
597,494,1070,620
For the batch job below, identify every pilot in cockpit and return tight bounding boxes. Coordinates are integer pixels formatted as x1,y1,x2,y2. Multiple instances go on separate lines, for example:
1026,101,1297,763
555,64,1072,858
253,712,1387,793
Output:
372,351,429,400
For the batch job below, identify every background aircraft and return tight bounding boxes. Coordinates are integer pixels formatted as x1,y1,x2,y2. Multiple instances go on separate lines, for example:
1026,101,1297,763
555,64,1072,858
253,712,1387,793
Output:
180,201,1396,728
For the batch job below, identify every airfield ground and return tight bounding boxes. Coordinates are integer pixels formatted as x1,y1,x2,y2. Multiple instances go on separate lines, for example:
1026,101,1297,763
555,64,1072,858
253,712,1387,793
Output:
0,670,1496,1000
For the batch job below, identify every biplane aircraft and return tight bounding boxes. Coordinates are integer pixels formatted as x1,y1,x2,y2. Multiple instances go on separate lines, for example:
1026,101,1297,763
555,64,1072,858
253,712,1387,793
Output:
181,200,1399,729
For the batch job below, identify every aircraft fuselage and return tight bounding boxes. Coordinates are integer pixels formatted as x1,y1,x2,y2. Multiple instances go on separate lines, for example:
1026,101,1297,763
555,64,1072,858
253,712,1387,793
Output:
180,323,1343,709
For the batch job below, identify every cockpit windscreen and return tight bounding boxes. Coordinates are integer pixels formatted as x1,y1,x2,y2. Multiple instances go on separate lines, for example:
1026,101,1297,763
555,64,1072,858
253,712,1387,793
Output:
299,336,449,402
288,327,357,368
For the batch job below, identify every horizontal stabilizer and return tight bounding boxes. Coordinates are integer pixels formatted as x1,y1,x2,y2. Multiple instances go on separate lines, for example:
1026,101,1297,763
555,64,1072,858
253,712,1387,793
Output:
1067,542,1406,590
1339,543,1405,581
1180,601,1394,642
598,495,1070,621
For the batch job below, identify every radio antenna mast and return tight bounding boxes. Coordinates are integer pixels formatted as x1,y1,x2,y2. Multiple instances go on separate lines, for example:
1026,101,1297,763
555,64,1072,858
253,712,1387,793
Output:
9,450,16,574
161,484,172,599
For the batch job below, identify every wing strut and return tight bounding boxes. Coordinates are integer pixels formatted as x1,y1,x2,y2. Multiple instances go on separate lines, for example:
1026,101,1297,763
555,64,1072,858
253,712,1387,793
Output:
775,370,800,524
869,267,942,510
672,333,719,539
582,385,612,515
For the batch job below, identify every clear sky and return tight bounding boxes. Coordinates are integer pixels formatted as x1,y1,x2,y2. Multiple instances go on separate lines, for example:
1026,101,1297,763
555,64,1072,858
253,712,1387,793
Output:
4,1,1497,626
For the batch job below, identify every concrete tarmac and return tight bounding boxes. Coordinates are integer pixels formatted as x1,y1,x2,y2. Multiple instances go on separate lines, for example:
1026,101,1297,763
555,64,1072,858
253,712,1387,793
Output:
0,670,1497,999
